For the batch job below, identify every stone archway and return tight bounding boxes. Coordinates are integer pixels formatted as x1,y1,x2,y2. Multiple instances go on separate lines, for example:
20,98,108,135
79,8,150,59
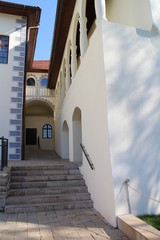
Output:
25,100,55,157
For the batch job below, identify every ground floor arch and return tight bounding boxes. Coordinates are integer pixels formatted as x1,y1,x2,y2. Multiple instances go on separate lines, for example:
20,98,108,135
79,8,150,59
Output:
25,100,55,155
62,121,69,159
72,107,82,163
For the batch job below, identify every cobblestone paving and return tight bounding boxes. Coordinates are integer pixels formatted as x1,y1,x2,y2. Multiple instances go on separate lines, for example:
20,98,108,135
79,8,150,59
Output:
0,209,129,240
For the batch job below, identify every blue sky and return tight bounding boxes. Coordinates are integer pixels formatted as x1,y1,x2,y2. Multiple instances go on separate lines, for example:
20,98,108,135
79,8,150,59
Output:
3,0,58,60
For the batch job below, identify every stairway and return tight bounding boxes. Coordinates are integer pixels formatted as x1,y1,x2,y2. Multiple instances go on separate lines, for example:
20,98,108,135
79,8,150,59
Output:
5,161,93,214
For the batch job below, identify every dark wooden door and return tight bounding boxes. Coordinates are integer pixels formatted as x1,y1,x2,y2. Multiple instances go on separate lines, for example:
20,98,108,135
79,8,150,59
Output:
26,128,37,145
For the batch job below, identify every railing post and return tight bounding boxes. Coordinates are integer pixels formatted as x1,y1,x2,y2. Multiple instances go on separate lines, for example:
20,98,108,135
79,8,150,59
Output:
125,179,131,214
1,136,8,171
1,136,4,171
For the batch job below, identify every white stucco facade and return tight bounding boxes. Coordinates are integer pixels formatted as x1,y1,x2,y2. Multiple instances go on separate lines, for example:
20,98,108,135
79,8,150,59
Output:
0,13,27,160
53,0,160,227
102,1,160,217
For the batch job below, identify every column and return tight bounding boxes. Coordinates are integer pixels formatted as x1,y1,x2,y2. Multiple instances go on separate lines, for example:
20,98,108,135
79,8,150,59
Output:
79,17,88,58
65,62,70,91
150,0,160,30
94,0,106,22
71,44,77,79
62,68,65,98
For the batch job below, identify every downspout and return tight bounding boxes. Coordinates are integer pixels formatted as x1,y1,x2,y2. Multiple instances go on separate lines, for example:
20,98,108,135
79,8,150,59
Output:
21,25,39,160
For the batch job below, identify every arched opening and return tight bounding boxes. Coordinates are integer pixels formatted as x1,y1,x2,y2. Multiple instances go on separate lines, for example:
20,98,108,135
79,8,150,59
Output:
76,20,80,68
62,121,69,159
72,107,82,163
25,100,54,156
86,0,96,39
40,78,48,87
69,47,72,84
27,78,35,86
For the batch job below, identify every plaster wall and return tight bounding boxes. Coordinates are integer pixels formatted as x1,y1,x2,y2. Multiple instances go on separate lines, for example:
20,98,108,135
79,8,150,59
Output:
0,13,26,160
102,10,160,216
25,116,54,150
55,6,116,226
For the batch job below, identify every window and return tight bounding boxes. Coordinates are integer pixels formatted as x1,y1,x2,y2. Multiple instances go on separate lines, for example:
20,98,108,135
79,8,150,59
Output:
42,124,52,139
27,78,35,86
0,35,9,64
41,78,47,87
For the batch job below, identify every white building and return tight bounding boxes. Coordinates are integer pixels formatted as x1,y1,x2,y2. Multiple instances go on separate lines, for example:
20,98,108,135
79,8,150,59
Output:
48,0,160,227
0,0,160,228
0,1,41,160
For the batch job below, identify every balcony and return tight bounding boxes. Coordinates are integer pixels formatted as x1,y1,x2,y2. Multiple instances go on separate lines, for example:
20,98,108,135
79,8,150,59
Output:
26,86,54,98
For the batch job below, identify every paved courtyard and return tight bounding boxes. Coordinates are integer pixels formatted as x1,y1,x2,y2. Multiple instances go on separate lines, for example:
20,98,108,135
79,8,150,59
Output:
0,209,129,240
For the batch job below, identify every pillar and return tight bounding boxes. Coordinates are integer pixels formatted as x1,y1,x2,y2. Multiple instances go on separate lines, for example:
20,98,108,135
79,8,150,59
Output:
65,62,70,90
71,44,77,79
150,0,160,30
79,17,88,58
94,0,106,22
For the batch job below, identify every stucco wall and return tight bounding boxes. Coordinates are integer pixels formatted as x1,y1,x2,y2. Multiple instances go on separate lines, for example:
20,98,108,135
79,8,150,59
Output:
55,22,116,226
102,13,160,216
25,116,54,150
0,13,26,160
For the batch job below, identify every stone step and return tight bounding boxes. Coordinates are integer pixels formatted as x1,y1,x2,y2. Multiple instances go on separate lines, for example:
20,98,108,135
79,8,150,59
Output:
5,200,93,214
6,193,91,205
10,174,83,183
8,185,88,196
9,179,86,189
11,163,79,171
11,169,80,176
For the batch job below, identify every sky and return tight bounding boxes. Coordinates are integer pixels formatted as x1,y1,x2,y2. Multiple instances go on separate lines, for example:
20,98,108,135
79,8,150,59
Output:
3,0,58,60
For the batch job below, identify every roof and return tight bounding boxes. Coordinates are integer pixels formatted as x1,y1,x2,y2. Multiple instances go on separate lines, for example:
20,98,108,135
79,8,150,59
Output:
48,0,76,89
0,1,41,71
48,0,96,89
31,60,50,73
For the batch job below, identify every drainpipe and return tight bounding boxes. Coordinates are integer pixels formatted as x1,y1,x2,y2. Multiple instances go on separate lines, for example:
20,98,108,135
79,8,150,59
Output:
21,25,39,160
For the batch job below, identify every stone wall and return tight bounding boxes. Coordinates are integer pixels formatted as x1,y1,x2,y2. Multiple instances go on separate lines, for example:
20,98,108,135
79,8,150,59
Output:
0,168,11,212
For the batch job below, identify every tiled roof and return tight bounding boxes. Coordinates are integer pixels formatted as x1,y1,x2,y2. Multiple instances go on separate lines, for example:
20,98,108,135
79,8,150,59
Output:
32,60,50,70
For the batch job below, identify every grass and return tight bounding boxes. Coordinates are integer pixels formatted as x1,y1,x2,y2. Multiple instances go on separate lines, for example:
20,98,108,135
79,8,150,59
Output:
138,214,160,231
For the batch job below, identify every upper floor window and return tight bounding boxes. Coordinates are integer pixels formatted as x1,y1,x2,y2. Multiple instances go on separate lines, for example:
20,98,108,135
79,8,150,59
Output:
0,35,9,64
27,78,35,86
42,124,52,139
41,78,47,87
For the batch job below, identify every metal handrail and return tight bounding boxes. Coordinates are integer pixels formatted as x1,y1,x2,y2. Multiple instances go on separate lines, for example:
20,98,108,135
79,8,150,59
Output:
0,136,8,171
80,144,95,170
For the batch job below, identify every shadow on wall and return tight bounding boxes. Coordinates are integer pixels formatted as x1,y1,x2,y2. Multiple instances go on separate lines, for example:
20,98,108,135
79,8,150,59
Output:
103,24,160,215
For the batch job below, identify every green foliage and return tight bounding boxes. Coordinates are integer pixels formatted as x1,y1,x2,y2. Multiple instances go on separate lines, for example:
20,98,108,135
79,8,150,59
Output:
138,215,160,231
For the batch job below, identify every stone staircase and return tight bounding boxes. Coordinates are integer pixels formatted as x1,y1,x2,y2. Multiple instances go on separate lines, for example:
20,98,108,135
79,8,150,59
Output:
5,161,93,214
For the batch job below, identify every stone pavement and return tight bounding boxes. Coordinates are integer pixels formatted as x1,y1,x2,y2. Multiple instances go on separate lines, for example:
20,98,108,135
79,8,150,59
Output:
0,208,129,240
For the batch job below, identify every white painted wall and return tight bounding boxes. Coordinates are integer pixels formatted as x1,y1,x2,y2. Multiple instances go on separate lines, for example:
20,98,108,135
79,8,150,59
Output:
25,116,54,150
0,13,26,160
54,2,116,225
102,4,160,216
106,0,152,31
54,0,160,227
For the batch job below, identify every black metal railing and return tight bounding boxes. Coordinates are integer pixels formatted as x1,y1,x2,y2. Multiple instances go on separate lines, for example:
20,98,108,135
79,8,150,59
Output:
0,137,8,171
80,144,95,170
38,136,40,149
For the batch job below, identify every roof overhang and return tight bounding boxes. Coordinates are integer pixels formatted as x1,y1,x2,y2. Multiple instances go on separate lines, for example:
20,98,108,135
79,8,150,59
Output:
48,0,76,89
0,1,41,71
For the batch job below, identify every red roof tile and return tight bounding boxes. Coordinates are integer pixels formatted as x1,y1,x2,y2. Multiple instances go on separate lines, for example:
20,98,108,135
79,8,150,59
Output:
32,60,50,70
